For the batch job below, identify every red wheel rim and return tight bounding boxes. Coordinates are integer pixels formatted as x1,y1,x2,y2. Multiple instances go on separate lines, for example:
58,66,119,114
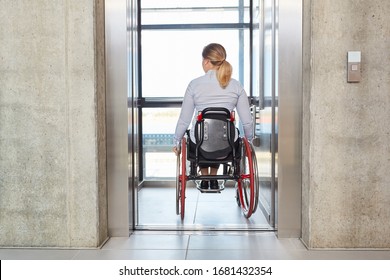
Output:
180,138,187,219
237,138,255,218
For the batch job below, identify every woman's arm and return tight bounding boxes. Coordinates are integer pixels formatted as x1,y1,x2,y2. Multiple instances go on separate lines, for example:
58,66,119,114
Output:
236,88,253,141
173,83,195,146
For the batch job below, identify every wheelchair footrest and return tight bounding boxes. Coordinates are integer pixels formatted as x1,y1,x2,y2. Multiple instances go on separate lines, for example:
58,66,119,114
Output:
195,181,225,193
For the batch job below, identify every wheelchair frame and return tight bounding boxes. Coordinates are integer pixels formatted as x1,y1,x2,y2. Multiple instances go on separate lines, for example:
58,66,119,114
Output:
176,107,259,219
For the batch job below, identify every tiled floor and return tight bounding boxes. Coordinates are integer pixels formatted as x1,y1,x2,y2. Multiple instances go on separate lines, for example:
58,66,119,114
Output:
1,186,390,260
137,184,272,230
2,231,390,260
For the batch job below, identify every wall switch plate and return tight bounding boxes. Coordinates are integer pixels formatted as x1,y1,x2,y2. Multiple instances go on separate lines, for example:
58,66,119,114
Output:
347,51,361,83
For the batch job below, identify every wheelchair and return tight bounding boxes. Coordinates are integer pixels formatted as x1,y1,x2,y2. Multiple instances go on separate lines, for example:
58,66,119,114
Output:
176,107,259,219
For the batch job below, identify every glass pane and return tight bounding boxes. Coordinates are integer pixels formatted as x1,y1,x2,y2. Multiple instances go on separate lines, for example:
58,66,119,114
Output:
141,29,250,98
252,1,261,100
142,0,245,9
142,0,250,25
142,108,181,179
263,2,273,98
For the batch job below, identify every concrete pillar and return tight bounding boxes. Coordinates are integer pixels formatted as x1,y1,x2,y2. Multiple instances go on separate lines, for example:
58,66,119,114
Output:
302,0,390,248
0,0,106,247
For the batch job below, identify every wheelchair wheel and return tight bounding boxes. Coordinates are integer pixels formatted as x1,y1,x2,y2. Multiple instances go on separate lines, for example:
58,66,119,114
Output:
175,151,180,216
236,138,259,218
175,138,187,219
250,142,260,212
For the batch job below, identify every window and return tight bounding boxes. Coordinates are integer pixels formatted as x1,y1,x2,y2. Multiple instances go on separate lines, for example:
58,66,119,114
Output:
142,108,180,179
140,0,251,180
141,29,250,98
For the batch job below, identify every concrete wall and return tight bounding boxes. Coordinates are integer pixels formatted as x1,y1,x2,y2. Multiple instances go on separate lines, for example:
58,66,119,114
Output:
0,0,107,247
302,0,390,248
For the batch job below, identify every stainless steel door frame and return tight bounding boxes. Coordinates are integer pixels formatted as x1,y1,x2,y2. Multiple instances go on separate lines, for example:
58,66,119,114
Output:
104,0,303,237
105,0,136,236
255,0,277,229
277,0,302,238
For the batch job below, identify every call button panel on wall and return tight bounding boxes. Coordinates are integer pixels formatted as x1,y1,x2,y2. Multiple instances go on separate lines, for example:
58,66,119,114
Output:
347,51,361,83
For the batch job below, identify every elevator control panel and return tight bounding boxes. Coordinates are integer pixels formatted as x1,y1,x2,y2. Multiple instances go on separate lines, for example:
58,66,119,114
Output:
347,51,361,83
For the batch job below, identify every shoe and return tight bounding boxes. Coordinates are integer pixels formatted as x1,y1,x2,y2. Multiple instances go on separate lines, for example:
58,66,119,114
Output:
210,180,219,189
200,181,209,189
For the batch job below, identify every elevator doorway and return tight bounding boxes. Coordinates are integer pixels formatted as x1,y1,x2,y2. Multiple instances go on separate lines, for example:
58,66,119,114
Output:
135,0,275,231
105,0,302,237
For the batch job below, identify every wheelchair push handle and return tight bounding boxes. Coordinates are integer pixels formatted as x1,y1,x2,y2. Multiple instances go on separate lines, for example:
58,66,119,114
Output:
201,107,231,115
197,107,235,122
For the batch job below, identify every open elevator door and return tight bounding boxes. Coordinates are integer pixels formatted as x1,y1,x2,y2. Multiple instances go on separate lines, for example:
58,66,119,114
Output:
134,0,276,231
252,0,277,228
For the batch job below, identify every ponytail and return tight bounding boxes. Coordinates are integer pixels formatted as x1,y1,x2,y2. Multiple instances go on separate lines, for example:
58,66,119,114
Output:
202,43,232,88
217,60,232,88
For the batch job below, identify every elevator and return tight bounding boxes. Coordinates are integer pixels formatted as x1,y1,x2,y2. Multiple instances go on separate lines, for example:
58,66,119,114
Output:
106,0,302,237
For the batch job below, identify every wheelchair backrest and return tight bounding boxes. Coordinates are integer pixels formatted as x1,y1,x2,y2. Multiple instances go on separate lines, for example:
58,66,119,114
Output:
194,107,236,159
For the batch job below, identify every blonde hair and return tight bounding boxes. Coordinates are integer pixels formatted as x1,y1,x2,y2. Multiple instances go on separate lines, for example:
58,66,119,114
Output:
202,43,232,88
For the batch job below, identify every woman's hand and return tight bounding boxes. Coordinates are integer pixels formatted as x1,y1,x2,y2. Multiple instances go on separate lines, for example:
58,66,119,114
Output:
172,146,181,156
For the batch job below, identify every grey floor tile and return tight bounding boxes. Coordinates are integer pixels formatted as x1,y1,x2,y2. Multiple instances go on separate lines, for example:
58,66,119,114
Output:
138,200,198,225
194,201,250,225
103,234,190,250
138,186,199,226
137,186,270,229
0,249,80,260
74,249,187,260
187,233,284,251
276,238,308,251
257,249,299,260
196,186,238,202
186,249,263,260
188,235,251,250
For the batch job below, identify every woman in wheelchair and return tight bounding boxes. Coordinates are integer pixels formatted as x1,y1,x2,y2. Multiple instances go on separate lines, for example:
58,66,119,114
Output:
173,43,253,190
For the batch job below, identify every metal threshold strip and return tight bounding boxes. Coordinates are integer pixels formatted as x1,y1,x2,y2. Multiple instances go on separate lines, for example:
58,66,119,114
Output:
134,225,275,232
141,23,250,30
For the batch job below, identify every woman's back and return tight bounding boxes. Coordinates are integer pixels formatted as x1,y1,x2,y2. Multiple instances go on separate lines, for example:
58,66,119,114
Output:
187,70,244,112
174,43,253,147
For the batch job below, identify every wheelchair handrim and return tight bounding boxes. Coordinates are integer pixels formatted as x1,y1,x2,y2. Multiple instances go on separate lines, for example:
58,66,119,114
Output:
237,138,255,218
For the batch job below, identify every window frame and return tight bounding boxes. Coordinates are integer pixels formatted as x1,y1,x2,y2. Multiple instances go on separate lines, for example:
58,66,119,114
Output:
138,0,254,181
